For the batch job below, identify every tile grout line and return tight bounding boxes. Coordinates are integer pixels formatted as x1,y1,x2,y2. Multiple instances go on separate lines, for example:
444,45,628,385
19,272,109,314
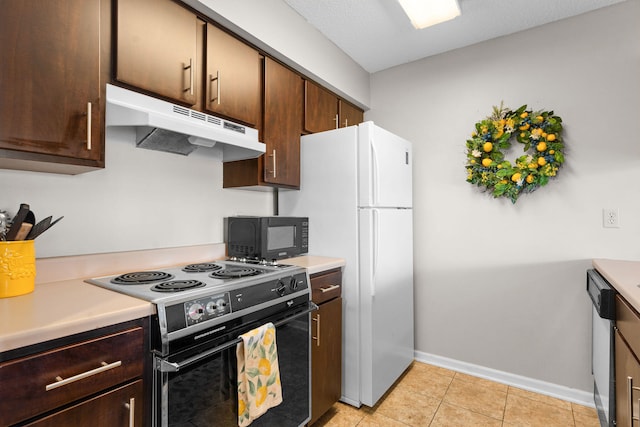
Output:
425,373,454,426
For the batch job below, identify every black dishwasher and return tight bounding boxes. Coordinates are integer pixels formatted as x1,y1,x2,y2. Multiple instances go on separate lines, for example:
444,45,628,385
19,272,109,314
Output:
587,269,617,427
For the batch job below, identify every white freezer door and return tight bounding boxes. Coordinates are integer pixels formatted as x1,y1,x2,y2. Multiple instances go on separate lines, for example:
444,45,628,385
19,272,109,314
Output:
358,122,413,208
359,207,414,407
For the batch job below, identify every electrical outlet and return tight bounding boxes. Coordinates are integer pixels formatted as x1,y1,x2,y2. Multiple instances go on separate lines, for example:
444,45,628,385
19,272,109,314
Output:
603,208,620,228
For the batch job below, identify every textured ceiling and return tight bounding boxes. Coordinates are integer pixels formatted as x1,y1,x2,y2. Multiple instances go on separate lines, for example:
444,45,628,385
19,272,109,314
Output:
283,0,629,73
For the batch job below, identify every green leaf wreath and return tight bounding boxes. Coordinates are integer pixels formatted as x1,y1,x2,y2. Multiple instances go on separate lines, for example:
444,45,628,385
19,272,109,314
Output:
465,103,565,203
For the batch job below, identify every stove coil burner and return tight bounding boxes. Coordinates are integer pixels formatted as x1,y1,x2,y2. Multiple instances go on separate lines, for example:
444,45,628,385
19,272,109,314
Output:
151,280,206,292
182,263,224,273
210,267,262,279
111,271,174,285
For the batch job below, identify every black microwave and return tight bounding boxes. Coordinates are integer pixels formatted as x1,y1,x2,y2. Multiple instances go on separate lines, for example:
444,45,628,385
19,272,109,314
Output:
226,216,309,261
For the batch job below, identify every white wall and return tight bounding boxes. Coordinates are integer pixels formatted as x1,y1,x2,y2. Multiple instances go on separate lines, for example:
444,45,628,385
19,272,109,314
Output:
367,0,640,393
0,128,273,258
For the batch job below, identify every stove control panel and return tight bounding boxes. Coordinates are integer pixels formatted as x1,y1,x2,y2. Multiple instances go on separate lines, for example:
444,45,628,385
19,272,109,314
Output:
184,292,231,326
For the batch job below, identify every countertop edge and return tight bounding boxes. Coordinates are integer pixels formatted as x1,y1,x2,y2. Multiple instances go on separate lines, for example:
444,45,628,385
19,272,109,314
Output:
593,258,640,313
284,255,346,275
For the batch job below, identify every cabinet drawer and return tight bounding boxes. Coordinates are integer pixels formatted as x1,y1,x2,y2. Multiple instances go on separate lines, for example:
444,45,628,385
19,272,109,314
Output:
616,295,640,357
23,380,143,427
311,268,342,304
0,327,144,426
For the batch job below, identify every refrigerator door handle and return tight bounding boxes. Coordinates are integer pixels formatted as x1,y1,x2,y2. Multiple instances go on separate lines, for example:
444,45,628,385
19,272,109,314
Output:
371,140,379,206
371,208,378,297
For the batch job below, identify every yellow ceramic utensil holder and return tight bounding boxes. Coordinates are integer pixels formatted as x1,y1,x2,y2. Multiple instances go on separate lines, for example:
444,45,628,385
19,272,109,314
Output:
0,240,36,298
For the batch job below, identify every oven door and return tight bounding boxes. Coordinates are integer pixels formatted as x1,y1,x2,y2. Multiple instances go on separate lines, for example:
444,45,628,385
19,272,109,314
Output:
153,303,315,427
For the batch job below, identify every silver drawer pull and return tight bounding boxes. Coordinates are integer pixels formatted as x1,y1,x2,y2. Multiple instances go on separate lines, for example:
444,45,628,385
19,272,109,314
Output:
86,101,92,150
319,284,340,293
45,360,122,391
312,314,320,347
627,376,640,426
124,397,135,427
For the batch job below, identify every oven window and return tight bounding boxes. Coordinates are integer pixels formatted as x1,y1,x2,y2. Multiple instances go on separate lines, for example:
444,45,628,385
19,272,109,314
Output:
267,226,295,250
162,316,310,427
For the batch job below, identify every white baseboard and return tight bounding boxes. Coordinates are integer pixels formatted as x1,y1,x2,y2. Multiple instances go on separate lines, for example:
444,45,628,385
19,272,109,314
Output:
414,350,595,408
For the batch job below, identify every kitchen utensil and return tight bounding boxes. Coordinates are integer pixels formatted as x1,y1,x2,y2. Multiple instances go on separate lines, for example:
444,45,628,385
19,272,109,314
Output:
5,204,30,241
31,216,64,239
0,210,8,241
14,223,33,241
26,216,52,240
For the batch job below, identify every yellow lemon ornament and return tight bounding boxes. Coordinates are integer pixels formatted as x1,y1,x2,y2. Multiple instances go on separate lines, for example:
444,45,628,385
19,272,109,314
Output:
482,158,492,167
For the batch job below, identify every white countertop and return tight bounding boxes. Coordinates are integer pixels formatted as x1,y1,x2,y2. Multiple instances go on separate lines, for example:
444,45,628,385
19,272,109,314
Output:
1,243,228,354
593,258,640,312
0,278,154,352
0,248,345,354
284,255,345,275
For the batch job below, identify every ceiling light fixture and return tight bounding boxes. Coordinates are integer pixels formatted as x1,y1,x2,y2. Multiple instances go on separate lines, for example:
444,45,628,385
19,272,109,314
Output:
398,0,461,29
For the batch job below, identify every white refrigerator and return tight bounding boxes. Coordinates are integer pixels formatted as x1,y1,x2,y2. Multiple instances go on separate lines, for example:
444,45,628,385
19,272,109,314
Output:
279,121,414,408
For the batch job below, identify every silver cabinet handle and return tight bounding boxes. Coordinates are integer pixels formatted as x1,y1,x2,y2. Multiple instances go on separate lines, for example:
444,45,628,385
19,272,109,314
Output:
86,101,92,150
627,376,640,426
334,114,338,129
312,314,320,347
184,58,194,95
344,118,349,127
269,149,277,178
209,71,220,105
319,284,341,293
45,360,122,391
124,397,135,427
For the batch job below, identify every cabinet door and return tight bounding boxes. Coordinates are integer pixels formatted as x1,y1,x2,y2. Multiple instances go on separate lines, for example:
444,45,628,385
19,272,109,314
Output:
338,99,364,128
616,330,640,427
0,327,144,426
304,80,338,133
311,297,342,424
206,24,261,126
24,380,143,427
116,0,198,105
0,0,103,166
263,58,303,187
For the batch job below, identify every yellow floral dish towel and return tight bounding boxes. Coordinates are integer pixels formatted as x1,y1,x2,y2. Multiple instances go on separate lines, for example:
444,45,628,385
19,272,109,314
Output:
237,322,282,426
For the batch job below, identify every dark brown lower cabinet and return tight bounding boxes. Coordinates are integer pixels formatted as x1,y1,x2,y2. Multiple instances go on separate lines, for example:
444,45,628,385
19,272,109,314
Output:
0,323,146,426
615,330,640,427
311,296,343,424
23,380,143,426
310,268,343,425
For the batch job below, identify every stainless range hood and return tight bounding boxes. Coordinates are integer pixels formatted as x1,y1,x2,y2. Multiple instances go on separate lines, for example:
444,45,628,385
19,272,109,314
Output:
105,84,265,161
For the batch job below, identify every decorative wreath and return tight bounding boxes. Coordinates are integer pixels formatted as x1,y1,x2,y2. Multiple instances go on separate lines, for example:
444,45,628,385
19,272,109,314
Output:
465,103,565,203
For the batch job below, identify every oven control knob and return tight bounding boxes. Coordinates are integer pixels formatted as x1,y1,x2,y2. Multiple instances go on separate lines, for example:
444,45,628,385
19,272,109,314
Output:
289,277,299,291
276,281,287,296
187,303,205,321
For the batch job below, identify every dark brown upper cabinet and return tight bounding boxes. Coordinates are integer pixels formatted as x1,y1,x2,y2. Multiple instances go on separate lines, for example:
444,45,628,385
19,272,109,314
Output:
0,0,108,174
115,0,199,106
339,99,365,129
304,80,339,133
205,24,262,127
223,58,302,189
304,79,365,134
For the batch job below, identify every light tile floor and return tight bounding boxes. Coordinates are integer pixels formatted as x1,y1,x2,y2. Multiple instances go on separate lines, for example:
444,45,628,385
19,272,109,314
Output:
312,361,601,427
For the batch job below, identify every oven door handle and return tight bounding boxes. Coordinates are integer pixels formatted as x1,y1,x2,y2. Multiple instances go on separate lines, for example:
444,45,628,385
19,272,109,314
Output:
158,302,319,373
